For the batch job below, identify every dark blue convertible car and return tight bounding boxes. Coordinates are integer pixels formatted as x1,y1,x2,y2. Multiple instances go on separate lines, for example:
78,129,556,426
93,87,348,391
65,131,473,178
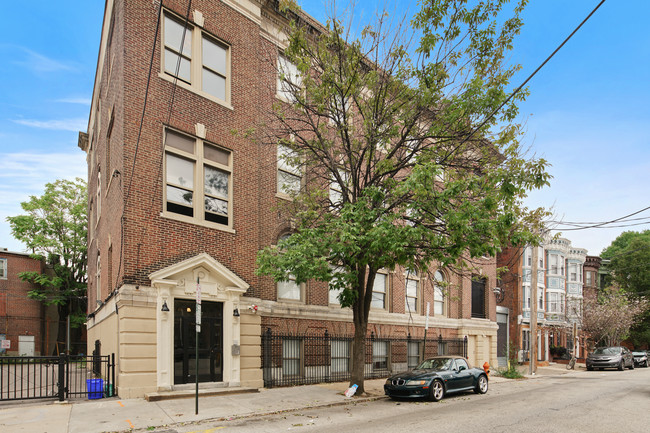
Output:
384,356,488,401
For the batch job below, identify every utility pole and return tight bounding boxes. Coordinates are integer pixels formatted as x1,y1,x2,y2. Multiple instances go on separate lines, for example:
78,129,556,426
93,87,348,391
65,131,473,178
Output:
530,245,538,375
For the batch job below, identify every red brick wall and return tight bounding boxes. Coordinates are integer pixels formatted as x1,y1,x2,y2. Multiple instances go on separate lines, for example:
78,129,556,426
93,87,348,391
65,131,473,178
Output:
0,252,45,353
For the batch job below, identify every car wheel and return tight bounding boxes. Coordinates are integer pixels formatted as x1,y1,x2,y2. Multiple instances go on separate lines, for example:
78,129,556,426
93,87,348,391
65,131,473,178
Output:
629,362,635,370
587,365,594,371
474,375,488,394
644,361,648,368
429,379,445,402
618,361,624,371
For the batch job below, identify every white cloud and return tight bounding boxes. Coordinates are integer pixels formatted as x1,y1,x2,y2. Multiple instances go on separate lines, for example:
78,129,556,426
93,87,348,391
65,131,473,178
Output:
12,118,87,132
56,97,91,106
13,47,78,73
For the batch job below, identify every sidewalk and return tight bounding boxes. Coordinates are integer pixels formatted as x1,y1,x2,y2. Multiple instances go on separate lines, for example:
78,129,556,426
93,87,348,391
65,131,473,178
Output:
0,364,580,433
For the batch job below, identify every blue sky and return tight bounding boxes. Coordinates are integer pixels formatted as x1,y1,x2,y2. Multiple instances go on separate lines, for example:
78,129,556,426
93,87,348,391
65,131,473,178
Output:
1,0,648,256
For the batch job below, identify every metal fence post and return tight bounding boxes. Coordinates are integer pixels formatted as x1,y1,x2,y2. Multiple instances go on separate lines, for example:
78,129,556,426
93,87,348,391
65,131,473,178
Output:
464,336,468,359
57,354,65,402
263,328,272,388
93,339,101,377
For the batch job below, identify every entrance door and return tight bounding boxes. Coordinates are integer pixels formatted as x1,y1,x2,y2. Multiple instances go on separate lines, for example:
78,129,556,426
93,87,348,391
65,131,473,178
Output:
174,300,223,384
496,312,508,367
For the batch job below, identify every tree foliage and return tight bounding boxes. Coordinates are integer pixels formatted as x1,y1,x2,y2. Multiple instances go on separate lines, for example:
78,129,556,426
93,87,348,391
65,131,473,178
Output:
601,230,650,346
582,286,648,347
6,178,88,329
256,0,549,392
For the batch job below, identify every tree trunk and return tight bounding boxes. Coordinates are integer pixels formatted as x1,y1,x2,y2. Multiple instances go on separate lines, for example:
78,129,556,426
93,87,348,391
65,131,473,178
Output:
55,304,68,356
349,268,375,395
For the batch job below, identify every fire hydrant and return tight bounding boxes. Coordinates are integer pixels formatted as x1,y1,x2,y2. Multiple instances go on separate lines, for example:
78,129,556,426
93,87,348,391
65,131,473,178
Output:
483,361,490,378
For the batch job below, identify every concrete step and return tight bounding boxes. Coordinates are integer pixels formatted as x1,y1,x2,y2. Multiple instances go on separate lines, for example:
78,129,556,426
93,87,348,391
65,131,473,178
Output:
145,386,259,402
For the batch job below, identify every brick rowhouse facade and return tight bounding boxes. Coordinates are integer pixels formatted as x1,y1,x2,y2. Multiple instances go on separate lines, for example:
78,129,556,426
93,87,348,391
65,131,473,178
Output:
497,237,590,367
0,249,45,355
81,0,500,398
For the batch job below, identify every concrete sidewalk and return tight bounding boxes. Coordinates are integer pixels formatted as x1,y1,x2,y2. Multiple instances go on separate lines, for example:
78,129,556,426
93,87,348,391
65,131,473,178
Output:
0,364,580,433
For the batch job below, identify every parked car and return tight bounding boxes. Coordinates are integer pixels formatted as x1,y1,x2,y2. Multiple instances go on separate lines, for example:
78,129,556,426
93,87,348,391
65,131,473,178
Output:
384,356,488,401
632,351,648,367
586,346,634,371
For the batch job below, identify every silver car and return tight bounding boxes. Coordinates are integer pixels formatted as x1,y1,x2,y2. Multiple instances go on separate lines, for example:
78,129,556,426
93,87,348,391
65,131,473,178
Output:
632,351,648,367
586,346,634,371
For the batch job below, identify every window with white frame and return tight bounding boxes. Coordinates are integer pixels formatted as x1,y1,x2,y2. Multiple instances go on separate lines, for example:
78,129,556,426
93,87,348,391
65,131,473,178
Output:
525,247,532,266
547,292,565,313
164,128,232,228
372,340,389,370
277,144,301,196
328,266,345,305
569,263,578,282
277,55,301,102
405,270,419,313
331,339,350,374
585,271,592,286
523,286,531,309
407,341,420,369
329,169,349,207
0,259,7,279
277,234,302,301
282,338,301,376
96,253,101,304
538,290,544,310
163,14,230,103
549,254,565,276
371,272,387,309
433,270,446,316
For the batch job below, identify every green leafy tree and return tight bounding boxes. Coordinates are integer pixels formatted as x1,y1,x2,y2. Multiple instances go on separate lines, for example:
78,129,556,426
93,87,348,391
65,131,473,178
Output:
601,230,650,346
7,178,88,354
256,0,549,393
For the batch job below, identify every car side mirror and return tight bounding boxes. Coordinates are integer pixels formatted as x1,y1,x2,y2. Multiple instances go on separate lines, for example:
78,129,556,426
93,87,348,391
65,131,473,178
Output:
458,365,466,372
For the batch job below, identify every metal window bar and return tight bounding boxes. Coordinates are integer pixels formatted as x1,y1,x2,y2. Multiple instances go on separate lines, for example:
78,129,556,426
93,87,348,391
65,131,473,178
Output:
261,329,468,388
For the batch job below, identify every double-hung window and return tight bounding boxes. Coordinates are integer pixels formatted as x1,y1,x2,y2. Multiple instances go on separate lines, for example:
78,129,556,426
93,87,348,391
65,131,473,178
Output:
407,341,420,369
371,272,387,309
331,339,350,374
433,270,446,316
277,144,301,196
276,234,302,301
164,128,232,228
163,14,230,104
405,270,419,313
277,55,301,102
0,259,6,279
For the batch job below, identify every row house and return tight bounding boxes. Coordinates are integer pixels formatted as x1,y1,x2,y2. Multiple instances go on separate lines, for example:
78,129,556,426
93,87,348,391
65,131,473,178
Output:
81,0,501,398
496,237,592,366
0,249,47,356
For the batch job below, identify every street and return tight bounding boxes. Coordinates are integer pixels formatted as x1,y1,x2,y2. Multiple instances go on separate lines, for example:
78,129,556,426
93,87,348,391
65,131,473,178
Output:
169,368,650,433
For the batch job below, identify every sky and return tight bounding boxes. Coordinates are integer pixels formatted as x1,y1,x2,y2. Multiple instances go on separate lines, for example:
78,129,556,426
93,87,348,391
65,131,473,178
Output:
0,0,648,257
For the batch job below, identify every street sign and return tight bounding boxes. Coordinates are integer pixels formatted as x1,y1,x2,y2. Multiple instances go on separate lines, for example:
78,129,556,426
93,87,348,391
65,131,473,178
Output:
196,279,202,333
425,302,430,330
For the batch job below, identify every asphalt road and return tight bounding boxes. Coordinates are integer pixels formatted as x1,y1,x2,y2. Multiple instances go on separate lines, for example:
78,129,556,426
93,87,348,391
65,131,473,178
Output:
170,367,650,433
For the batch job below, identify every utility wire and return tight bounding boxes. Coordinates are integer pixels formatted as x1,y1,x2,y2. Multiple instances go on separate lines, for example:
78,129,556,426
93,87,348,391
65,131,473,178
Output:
454,0,607,150
549,205,650,232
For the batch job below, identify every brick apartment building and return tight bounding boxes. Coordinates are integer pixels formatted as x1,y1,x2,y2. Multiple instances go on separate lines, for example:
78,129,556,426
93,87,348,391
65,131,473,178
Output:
81,0,501,398
496,237,593,366
0,249,47,356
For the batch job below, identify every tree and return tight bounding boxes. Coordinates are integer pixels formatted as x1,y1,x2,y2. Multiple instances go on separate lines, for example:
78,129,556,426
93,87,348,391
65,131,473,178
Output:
601,230,650,346
256,0,550,393
582,285,648,347
7,178,88,354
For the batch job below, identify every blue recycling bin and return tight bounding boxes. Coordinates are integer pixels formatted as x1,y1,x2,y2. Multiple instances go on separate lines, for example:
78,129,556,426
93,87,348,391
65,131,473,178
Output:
87,378,104,399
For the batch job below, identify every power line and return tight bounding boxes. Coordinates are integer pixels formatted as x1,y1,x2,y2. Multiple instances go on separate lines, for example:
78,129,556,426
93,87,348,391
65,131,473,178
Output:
549,205,650,232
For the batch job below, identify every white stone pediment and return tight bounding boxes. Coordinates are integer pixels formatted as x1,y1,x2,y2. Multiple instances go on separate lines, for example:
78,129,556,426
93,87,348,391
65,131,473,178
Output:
149,253,249,297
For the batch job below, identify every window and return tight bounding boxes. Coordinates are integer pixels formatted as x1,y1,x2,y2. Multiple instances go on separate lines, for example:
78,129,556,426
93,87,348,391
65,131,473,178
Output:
522,330,530,351
523,286,531,309
538,290,544,310
277,55,301,101
331,339,350,374
405,271,419,313
372,340,389,371
569,263,577,282
328,266,345,305
96,169,101,224
407,341,420,369
277,234,302,301
164,128,232,228
163,14,230,104
549,254,565,275
329,169,349,207
371,272,387,309
547,292,565,313
455,358,469,371
585,271,592,286
433,271,446,316
282,339,301,376
0,259,6,279
525,247,532,267
277,144,301,196
471,277,486,319
96,253,101,305
437,341,448,355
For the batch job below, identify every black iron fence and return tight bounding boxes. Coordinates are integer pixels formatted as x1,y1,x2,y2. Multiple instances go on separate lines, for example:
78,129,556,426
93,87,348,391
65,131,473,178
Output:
262,328,468,388
0,342,115,402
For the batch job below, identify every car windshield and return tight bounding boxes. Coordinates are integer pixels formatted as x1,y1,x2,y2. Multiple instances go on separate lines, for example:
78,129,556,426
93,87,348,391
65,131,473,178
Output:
632,351,645,355
592,347,620,355
416,358,453,370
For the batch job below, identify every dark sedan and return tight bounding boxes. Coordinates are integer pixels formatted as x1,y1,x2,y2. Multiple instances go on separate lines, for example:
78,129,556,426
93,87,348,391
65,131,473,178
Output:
384,356,488,401
586,346,634,371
